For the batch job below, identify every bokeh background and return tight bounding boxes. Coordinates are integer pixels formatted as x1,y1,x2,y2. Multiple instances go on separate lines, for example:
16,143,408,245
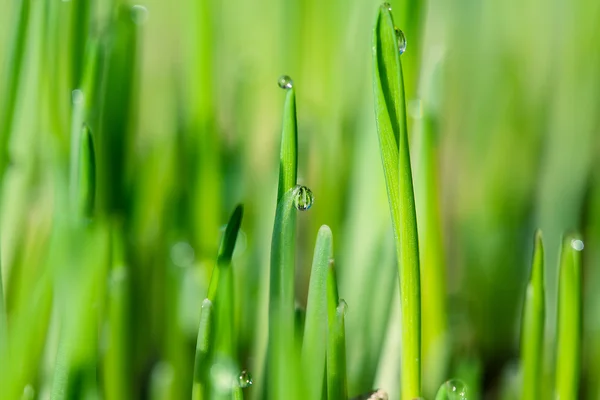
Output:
0,0,599,398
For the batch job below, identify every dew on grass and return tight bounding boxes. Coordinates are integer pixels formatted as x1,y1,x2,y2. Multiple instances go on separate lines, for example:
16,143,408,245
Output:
437,379,468,399
170,241,195,268
381,3,392,11
395,28,407,54
571,239,584,251
337,299,348,315
72,89,84,105
293,185,313,211
238,370,253,388
278,75,293,90
350,389,389,400
131,5,149,25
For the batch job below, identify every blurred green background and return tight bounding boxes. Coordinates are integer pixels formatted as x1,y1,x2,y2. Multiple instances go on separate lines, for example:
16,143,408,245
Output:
0,0,599,398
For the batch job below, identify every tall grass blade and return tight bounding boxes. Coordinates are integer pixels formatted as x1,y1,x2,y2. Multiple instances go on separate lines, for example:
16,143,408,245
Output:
520,230,545,399
77,124,96,219
302,225,334,400
268,83,300,400
554,234,582,399
192,298,215,400
372,4,421,399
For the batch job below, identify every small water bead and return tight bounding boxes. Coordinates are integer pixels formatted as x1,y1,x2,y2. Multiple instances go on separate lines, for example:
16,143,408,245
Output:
439,379,468,399
337,299,348,316
395,28,407,54
293,185,314,211
238,370,253,388
278,75,293,90
381,2,392,11
571,239,584,251
131,5,149,25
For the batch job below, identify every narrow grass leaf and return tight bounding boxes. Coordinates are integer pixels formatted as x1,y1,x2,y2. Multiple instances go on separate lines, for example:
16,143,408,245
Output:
520,230,545,400
302,225,334,400
372,4,421,399
555,234,582,399
277,87,298,203
192,298,215,400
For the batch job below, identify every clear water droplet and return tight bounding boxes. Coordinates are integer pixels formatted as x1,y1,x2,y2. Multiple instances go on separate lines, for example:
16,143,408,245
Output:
170,241,195,268
381,2,392,11
293,185,314,211
131,5,149,25
238,370,253,388
437,379,468,399
350,389,389,400
571,239,584,251
337,299,348,315
278,75,293,90
395,28,407,54
72,89,84,105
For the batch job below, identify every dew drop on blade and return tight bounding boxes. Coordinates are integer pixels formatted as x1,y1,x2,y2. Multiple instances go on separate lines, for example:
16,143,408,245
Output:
131,5,149,25
395,28,407,55
238,370,253,388
278,75,293,90
293,185,314,211
437,379,468,399
381,2,392,11
337,299,348,316
571,239,584,251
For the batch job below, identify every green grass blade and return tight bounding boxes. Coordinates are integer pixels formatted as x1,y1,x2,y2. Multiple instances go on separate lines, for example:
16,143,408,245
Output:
302,225,333,400
414,106,447,396
0,0,32,181
372,5,421,399
327,265,348,400
520,230,545,400
277,87,298,203
269,186,301,400
554,234,582,399
77,124,96,219
269,81,300,400
207,204,244,301
192,298,215,400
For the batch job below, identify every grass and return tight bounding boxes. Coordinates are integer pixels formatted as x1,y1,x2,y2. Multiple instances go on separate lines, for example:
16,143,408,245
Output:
0,0,597,399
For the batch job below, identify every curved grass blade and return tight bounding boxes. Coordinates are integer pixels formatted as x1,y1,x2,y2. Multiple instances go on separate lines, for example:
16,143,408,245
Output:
414,105,447,396
302,225,334,400
554,234,582,399
372,5,421,399
520,230,545,400
327,263,348,400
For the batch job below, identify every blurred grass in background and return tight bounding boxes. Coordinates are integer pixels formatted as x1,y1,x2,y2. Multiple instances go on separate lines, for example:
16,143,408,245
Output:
0,0,598,398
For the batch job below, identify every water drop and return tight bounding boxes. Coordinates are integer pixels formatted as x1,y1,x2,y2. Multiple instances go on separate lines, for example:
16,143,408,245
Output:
238,370,253,388
293,185,314,211
278,75,293,90
72,89,84,105
337,299,348,315
350,389,389,400
395,28,407,54
170,241,195,268
131,5,149,25
381,2,392,11
571,239,584,251
436,379,468,399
